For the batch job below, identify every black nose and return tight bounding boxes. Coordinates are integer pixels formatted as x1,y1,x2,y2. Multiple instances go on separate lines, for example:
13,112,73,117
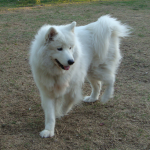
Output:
68,59,74,65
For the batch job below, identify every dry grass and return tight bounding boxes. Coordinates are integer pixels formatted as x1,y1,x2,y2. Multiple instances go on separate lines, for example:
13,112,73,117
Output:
0,1,150,149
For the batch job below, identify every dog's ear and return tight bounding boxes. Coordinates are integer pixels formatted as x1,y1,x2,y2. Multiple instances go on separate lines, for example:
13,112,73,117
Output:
45,27,58,42
70,21,76,33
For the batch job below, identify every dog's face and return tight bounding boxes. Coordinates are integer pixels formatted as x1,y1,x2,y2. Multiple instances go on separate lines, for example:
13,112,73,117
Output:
45,22,76,71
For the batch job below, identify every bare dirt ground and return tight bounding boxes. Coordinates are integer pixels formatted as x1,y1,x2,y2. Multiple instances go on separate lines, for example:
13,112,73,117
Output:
0,1,150,149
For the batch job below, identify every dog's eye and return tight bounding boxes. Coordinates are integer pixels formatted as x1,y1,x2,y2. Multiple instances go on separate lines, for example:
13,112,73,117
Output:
57,48,63,51
69,47,71,50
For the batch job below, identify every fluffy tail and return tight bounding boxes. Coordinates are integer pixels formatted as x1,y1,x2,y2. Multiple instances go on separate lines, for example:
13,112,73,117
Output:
86,15,131,63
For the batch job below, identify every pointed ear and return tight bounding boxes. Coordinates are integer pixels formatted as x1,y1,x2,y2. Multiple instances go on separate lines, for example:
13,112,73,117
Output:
70,21,76,33
45,27,58,42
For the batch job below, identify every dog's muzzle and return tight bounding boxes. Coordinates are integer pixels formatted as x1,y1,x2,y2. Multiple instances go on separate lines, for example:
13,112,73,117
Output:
55,59,74,70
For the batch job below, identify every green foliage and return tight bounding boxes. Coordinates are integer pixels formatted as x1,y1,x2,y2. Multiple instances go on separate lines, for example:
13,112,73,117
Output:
0,0,92,7
17,0,41,6
0,0,149,9
18,0,41,4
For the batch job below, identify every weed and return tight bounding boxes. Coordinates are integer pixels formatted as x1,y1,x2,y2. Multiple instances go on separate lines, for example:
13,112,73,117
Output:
11,121,16,124
138,34,144,37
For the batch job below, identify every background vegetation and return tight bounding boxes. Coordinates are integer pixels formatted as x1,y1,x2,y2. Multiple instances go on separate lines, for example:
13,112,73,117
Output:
0,0,96,7
0,0,148,8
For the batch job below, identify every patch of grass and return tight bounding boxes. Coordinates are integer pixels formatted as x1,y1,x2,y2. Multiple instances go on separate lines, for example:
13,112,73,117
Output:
11,121,16,124
138,33,144,37
92,0,150,10
0,0,92,8
1,0,150,10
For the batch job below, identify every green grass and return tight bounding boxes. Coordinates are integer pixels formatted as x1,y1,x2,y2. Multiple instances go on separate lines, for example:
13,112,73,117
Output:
0,0,93,8
0,0,149,10
138,34,145,37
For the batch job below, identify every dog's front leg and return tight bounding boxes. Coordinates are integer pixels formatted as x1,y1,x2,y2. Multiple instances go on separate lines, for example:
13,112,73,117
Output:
40,94,55,138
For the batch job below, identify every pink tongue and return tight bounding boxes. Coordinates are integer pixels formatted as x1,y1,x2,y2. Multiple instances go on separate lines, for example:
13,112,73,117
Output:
64,66,70,70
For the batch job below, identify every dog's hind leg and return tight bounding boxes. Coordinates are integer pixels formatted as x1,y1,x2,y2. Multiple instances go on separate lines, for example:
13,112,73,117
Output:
101,74,115,104
83,77,101,103
62,97,74,115
62,89,82,115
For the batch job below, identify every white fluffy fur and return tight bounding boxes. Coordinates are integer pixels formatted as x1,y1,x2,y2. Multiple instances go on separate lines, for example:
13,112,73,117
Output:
29,15,130,138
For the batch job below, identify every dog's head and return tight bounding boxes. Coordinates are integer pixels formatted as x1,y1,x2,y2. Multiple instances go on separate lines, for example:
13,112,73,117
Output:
45,22,76,71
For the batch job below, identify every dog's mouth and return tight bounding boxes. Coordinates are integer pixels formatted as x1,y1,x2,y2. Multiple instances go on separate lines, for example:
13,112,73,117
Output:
55,59,70,70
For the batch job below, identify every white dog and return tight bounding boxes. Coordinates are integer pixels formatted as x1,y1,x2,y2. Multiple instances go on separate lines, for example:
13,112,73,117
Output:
29,15,130,138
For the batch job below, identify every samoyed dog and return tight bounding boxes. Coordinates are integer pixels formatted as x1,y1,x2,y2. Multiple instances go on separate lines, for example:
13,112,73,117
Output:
29,15,130,138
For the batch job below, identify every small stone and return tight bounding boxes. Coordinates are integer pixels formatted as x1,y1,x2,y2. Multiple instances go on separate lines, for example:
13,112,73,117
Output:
54,138,58,142
66,137,70,140
1,124,5,128
100,123,105,126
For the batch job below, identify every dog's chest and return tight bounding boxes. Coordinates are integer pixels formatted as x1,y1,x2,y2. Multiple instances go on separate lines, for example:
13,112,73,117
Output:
40,72,71,97
54,82,69,92
50,79,70,97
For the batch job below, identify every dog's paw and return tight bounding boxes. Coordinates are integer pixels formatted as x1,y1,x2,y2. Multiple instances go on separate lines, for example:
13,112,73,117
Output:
101,95,110,104
40,129,54,138
83,96,98,103
101,93,114,104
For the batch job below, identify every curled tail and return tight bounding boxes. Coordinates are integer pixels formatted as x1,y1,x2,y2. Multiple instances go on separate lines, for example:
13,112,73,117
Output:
86,15,131,63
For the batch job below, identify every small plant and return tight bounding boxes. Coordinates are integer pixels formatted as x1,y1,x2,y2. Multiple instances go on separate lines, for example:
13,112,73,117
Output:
138,33,144,37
